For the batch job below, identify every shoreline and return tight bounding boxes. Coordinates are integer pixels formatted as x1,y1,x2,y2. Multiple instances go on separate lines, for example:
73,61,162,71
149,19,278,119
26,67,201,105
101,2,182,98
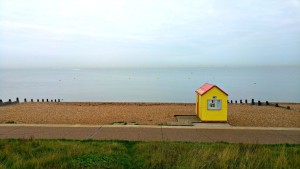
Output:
2,100,300,107
2,101,299,106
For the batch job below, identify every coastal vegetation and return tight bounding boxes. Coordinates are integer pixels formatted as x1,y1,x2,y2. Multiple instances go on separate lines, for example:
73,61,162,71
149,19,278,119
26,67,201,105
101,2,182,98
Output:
0,139,299,169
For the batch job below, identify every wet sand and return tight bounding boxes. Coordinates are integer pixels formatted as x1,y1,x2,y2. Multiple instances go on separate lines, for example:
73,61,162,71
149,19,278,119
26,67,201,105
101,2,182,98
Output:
0,102,299,127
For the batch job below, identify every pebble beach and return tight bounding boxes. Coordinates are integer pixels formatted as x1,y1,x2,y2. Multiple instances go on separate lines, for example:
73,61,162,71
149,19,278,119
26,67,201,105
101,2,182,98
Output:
0,102,299,127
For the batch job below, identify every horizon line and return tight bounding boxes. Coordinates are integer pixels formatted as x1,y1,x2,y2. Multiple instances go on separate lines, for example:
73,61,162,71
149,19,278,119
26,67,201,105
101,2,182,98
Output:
1,64,300,70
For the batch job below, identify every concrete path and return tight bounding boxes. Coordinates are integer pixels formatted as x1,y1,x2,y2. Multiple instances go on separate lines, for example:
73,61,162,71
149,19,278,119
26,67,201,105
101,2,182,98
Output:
0,124,299,144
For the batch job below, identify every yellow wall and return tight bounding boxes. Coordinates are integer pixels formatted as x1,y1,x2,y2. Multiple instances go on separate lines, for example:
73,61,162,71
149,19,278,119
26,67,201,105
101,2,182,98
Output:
195,94,198,115
196,87,228,121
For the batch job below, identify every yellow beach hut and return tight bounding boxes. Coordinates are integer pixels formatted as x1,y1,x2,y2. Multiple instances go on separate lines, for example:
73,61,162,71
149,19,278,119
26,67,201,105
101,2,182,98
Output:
195,83,228,122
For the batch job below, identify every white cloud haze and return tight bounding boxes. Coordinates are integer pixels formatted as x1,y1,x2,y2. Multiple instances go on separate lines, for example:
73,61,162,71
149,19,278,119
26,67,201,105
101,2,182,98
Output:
0,0,300,68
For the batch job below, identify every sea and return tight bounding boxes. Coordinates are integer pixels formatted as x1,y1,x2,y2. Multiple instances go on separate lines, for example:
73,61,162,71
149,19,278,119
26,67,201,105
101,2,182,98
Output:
0,66,299,103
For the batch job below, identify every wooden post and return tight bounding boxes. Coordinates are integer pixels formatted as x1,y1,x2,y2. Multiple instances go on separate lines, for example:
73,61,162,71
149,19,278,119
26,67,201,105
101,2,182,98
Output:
9,99,12,103
251,99,255,105
275,103,279,107
0,99,2,103
42,99,44,102
31,99,33,102
55,99,57,102
230,100,233,104
47,99,49,102
16,97,19,103
240,100,243,104
266,101,269,105
24,98,27,102
58,99,60,102
51,100,53,102
37,99,39,102
258,100,261,106
245,99,248,104
235,100,237,104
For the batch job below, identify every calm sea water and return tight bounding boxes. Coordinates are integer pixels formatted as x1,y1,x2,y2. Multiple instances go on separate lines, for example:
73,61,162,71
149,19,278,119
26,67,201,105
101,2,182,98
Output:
0,66,299,103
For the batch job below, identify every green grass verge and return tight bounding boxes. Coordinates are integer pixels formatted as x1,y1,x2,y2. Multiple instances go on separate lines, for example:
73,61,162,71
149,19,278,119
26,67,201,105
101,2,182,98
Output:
0,139,299,169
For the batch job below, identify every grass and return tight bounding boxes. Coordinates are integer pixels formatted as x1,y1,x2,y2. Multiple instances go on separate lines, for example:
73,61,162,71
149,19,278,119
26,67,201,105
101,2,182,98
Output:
0,139,299,169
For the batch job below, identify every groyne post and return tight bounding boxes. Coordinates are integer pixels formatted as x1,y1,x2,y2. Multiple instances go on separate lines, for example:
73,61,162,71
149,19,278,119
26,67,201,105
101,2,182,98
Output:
24,98,27,102
258,100,261,106
240,100,243,104
235,100,237,104
8,99,11,103
0,100,2,104
245,99,248,104
31,99,33,102
58,99,60,102
16,97,19,103
251,99,255,105
266,101,269,105
37,99,39,102
46,99,49,102
42,99,44,102
230,100,233,104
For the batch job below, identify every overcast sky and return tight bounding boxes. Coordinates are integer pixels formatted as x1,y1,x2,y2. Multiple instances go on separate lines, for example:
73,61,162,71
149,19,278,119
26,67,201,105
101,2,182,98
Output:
0,0,300,68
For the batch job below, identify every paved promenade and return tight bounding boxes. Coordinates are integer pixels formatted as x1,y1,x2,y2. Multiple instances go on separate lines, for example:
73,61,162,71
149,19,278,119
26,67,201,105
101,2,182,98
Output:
0,124,299,144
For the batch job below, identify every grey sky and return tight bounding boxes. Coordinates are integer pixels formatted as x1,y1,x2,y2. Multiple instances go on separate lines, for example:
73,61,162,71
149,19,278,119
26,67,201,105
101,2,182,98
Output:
0,0,300,68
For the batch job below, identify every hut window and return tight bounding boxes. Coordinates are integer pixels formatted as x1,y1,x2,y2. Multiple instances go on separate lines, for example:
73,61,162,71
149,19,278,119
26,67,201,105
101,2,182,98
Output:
207,99,221,110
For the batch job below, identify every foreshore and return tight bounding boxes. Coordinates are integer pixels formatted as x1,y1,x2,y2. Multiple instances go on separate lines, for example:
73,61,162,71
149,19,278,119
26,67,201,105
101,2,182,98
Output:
0,102,299,127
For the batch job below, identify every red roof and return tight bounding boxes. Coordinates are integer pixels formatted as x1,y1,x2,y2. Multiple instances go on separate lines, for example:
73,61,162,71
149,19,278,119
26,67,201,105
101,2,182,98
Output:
195,83,228,96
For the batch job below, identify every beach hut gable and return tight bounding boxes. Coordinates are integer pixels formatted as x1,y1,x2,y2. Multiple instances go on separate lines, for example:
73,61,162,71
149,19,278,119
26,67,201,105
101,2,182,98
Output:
195,83,228,96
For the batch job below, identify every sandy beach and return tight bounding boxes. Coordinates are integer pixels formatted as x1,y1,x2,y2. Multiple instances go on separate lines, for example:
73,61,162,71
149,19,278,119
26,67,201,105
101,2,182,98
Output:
0,102,299,127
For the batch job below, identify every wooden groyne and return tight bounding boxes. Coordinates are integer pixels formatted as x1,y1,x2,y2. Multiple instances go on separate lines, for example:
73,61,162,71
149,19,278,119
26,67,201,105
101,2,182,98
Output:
0,98,18,106
227,99,292,110
0,98,62,106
